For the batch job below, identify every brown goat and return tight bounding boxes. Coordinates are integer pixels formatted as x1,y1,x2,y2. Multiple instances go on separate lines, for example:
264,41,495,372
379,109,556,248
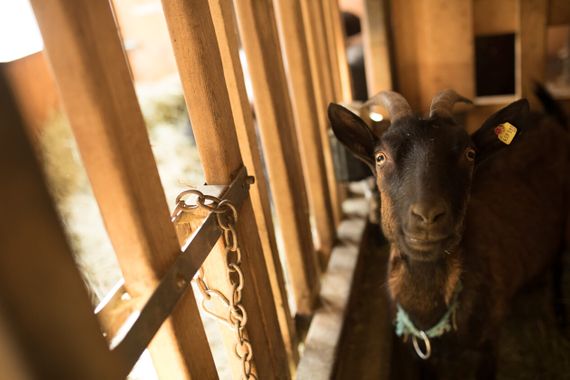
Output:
329,90,570,379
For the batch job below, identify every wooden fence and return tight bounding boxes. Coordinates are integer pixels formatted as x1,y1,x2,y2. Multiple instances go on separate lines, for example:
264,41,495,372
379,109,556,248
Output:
0,0,354,378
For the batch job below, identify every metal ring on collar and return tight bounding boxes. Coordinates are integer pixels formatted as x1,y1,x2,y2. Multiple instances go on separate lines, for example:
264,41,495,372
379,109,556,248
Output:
412,331,432,360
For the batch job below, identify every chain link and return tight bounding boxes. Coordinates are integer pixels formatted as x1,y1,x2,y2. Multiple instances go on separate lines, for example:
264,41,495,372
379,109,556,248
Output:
172,190,257,380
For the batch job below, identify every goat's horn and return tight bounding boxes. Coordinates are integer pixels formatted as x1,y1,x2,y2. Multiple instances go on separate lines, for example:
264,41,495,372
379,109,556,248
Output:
363,91,413,123
429,89,472,119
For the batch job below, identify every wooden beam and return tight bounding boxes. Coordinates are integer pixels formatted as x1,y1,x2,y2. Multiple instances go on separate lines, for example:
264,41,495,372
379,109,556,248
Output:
473,0,517,35
325,0,353,103
208,0,299,369
29,1,217,378
391,0,474,112
274,0,336,260
159,0,290,378
362,0,392,95
549,0,570,26
519,0,548,106
0,68,123,380
300,0,342,228
233,0,321,316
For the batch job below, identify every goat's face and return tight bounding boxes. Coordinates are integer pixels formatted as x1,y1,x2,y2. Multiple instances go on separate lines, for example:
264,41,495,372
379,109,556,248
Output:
373,116,474,260
329,90,530,261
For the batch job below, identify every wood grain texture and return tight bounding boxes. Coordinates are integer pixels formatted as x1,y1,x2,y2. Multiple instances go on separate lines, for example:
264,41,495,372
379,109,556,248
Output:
473,0,517,35
209,0,299,370
29,1,217,378
160,0,290,377
233,0,321,318
391,0,474,112
274,0,336,260
548,0,570,25
0,68,123,380
520,0,548,106
362,0,393,94
327,0,353,103
300,0,342,228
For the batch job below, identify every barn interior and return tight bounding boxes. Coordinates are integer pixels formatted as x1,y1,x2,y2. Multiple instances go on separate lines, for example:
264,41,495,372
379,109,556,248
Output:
0,0,569,379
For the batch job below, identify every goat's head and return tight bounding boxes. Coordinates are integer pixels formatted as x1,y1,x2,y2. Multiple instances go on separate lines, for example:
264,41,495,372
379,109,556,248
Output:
329,90,529,261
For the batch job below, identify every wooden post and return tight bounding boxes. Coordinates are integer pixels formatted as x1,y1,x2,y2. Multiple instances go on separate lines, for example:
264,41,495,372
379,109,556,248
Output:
233,0,321,316
362,0,393,95
300,0,342,228
274,0,336,260
519,0,548,106
29,1,218,379
323,0,353,103
0,69,123,380
208,0,299,369
160,0,290,378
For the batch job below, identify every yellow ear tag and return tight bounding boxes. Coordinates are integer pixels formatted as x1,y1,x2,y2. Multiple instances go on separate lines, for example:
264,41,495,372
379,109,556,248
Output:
494,122,517,145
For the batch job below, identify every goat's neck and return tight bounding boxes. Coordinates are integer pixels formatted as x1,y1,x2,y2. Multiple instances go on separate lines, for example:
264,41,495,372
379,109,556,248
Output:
388,246,462,330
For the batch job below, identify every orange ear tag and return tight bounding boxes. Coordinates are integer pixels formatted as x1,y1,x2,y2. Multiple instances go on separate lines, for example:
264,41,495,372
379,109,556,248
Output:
494,122,517,145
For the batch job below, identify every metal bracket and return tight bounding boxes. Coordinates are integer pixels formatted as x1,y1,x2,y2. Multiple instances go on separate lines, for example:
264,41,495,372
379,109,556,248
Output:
108,166,253,375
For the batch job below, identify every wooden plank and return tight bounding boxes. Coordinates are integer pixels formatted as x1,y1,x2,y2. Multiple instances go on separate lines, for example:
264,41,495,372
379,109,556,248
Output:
159,1,290,378
233,0,321,316
296,197,367,379
473,0,517,35
519,0,548,106
326,0,354,103
300,0,342,228
549,0,570,25
0,69,123,380
391,0,474,113
274,0,337,260
29,1,218,378
362,0,393,95
197,0,299,369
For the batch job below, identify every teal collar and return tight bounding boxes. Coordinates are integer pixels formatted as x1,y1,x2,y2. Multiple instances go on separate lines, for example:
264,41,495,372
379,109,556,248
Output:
394,280,462,359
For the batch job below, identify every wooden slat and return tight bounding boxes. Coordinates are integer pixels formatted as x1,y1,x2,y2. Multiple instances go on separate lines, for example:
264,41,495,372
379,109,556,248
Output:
233,0,321,316
326,0,354,103
159,1,290,378
549,0,570,25
274,0,337,260
29,1,218,379
300,0,342,229
362,0,392,95
391,0,474,112
0,69,123,380
519,0,548,106
207,0,299,370
473,0,517,35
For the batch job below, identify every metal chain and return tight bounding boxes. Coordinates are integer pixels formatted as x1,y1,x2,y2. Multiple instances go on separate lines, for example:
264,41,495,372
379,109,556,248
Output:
172,189,257,380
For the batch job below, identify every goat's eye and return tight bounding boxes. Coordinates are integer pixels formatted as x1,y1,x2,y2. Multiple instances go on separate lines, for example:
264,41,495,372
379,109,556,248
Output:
465,148,476,161
376,152,387,165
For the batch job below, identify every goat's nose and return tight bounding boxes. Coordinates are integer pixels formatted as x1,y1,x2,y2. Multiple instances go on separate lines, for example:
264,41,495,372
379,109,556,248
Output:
410,202,447,225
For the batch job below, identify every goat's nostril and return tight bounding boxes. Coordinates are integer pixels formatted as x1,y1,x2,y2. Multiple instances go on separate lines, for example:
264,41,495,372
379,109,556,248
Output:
410,203,447,224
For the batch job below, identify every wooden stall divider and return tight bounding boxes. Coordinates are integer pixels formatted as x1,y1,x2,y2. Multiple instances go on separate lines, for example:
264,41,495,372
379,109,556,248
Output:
300,0,342,228
233,0,321,316
324,0,353,103
0,68,124,380
273,0,337,262
160,0,290,378
29,1,218,378
519,0,548,107
362,0,393,96
208,0,299,370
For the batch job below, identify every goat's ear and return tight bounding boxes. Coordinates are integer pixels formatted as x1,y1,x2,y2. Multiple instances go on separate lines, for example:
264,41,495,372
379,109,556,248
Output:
328,103,376,171
471,99,530,164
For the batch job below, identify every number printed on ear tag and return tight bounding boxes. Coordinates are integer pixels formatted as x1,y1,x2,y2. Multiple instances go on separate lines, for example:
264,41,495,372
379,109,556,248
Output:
494,122,517,145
